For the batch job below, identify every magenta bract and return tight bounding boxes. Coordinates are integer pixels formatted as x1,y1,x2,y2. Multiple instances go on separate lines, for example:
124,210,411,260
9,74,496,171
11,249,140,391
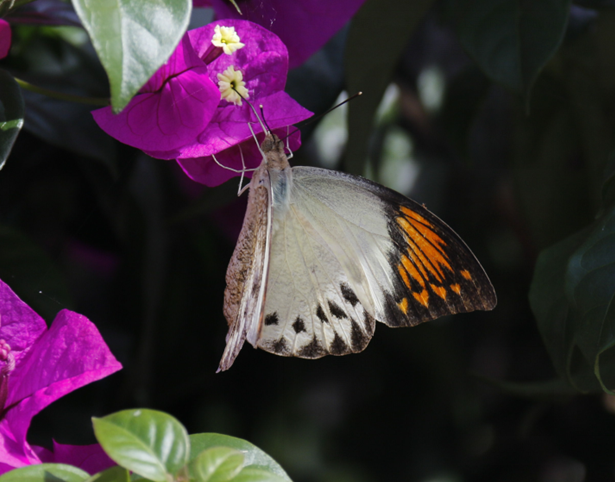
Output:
92,36,220,152
178,127,302,187
209,0,367,68
0,20,11,59
0,280,121,475
146,20,312,186
93,19,312,187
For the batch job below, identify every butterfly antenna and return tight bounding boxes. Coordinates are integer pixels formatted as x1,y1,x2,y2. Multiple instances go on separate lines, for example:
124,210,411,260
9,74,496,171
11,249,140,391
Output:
259,104,272,134
281,91,363,143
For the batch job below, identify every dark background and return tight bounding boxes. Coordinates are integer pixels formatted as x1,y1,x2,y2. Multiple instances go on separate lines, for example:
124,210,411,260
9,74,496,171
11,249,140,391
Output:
2,1,615,481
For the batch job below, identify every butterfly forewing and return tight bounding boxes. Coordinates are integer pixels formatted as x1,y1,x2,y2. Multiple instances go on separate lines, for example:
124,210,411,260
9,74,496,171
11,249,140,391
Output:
256,166,496,359
382,193,497,327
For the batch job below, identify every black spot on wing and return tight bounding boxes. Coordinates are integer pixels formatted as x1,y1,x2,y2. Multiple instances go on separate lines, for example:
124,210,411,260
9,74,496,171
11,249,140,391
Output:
340,283,359,306
316,304,329,323
264,313,279,326
363,310,375,335
328,300,348,319
292,316,306,334
272,338,289,354
299,336,325,358
330,332,348,355
350,319,368,352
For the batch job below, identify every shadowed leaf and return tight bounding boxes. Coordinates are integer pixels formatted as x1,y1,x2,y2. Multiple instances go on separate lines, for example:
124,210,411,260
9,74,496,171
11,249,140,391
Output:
450,0,570,101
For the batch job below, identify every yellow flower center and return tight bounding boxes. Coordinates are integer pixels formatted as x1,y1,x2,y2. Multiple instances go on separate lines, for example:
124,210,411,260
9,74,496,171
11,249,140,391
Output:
217,66,249,106
211,25,245,55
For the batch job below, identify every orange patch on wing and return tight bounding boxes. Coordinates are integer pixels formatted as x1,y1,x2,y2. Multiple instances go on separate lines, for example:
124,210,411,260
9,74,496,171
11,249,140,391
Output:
398,264,411,289
450,283,461,295
400,206,432,228
397,214,452,281
431,284,447,300
413,289,429,308
400,254,426,288
397,297,409,314
461,270,472,280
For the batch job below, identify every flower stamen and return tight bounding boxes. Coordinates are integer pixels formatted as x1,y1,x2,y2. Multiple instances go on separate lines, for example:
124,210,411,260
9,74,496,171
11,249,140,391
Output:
218,66,249,106
211,25,245,55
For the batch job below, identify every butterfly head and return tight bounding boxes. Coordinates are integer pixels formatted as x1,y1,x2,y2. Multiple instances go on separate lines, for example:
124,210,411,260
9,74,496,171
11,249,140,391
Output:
261,133,290,171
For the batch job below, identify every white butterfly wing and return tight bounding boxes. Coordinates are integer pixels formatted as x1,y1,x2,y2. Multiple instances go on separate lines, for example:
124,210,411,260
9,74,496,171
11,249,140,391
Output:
256,166,496,359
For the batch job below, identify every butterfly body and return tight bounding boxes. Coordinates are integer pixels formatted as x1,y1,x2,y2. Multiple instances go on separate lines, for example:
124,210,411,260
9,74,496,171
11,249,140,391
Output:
218,133,496,372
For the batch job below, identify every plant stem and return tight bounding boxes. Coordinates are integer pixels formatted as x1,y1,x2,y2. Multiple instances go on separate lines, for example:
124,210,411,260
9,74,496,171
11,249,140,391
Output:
14,77,110,106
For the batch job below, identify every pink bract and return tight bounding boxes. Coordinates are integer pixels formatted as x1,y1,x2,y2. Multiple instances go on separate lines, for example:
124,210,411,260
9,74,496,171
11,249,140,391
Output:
177,127,302,187
209,0,367,68
0,279,122,475
92,36,220,152
147,20,312,186
189,20,288,97
0,19,10,59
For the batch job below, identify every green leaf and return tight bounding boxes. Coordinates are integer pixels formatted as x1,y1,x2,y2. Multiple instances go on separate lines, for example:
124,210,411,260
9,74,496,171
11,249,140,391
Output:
189,447,244,482
344,0,435,175
529,226,595,391
450,0,570,100
0,464,89,482
565,204,615,392
529,201,615,393
189,434,291,481
71,0,192,112
85,466,130,482
93,409,190,482
231,468,290,482
0,69,25,170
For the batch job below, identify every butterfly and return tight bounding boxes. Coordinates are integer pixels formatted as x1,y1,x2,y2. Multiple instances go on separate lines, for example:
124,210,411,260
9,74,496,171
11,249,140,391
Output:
218,132,496,372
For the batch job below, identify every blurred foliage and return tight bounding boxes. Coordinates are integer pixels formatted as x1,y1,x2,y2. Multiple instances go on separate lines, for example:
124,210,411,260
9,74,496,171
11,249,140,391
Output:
0,69,24,168
3,0,615,480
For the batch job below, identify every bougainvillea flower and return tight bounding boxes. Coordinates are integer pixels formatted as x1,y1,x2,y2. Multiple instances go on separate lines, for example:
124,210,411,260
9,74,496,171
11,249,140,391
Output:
92,35,220,152
208,0,367,68
177,125,302,187
0,19,11,59
0,279,122,475
145,20,312,186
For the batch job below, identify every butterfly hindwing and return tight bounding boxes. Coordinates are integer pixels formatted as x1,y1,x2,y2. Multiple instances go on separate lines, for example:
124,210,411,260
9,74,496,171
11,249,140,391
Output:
257,197,376,358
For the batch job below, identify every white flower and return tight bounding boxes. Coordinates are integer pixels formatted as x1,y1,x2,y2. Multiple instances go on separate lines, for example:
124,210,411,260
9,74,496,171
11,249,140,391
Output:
217,65,249,106
211,25,245,55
